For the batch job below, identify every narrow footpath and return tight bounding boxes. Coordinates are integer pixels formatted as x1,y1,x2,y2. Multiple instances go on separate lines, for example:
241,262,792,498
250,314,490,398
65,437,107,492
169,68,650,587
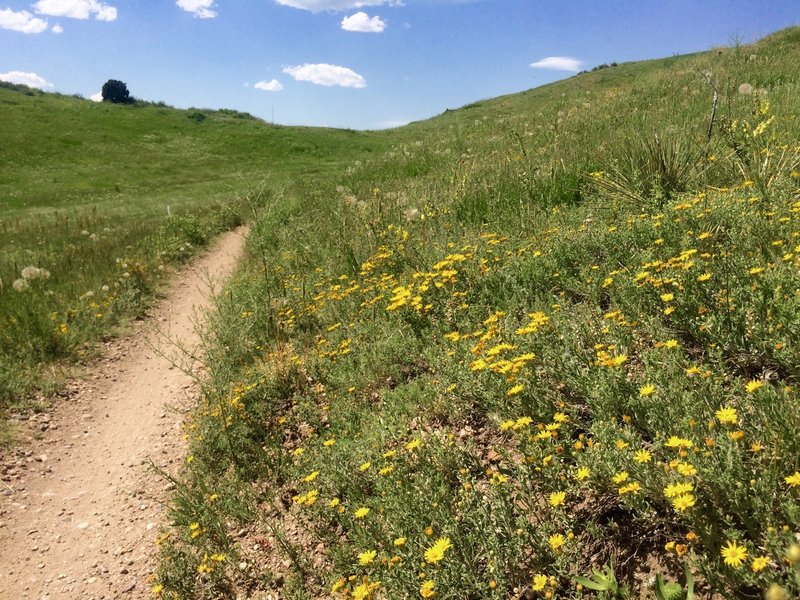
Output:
0,226,248,599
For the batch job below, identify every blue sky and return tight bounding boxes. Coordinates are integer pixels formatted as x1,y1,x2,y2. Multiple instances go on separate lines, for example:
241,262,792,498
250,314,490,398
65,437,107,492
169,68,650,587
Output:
0,1,797,129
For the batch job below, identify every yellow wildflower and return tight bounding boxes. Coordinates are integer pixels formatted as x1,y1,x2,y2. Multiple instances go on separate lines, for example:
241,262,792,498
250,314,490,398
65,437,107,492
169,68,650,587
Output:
751,555,770,573
639,384,656,397
672,493,696,512
721,540,748,568
715,406,738,425
420,580,436,598
784,472,800,487
548,533,566,551
424,537,452,564
745,380,763,393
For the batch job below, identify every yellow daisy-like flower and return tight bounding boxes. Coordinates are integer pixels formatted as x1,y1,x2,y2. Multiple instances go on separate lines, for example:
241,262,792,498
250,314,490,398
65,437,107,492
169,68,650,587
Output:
664,482,694,498
676,462,697,477
639,384,656,397
665,436,693,450
575,466,591,481
359,462,372,472
664,339,680,349
354,507,370,519
548,533,566,551
612,471,629,484
672,493,696,512
618,482,641,495
405,438,422,451
715,406,738,425
660,292,675,302
393,537,407,547
532,574,548,591
784,472,800,487
358,550,377,565
751,555,770,572
420,580,436,598
634,449,652,463
323,438,336,446
424,537,453,564
721,540,748,568
745,380,764,393
514,416,533,429
506,383,525,396
303,470,320,482
548,491,566,507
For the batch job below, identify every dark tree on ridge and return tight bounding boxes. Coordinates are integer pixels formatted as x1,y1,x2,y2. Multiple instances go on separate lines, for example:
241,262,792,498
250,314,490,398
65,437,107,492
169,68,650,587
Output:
101,79,132,104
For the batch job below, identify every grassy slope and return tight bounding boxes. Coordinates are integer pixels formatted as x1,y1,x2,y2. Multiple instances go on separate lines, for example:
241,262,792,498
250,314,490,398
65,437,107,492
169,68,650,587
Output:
153,27,800,600
0,88,383,214
0,85,391,416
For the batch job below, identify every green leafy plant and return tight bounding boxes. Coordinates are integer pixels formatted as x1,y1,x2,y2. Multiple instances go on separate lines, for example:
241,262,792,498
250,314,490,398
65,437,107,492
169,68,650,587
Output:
654,566,695,600
575,563,629,598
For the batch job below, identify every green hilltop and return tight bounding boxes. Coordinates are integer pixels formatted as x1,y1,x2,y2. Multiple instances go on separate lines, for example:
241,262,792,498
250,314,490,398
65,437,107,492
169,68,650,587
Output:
2,26,800,599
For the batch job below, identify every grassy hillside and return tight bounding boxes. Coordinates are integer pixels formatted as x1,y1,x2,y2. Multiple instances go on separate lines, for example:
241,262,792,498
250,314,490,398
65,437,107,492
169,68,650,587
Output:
0,85,382,213
151,27,800,600
0,84,391,419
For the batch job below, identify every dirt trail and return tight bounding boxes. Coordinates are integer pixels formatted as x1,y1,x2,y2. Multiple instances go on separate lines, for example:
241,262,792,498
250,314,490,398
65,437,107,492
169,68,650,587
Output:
0,226,248,599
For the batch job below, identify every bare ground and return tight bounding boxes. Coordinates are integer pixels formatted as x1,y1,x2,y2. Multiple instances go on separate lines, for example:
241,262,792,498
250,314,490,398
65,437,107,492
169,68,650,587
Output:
0,226,248,600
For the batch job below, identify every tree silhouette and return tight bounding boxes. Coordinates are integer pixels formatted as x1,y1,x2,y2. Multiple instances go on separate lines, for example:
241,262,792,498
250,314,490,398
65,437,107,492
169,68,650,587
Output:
101,79,132,104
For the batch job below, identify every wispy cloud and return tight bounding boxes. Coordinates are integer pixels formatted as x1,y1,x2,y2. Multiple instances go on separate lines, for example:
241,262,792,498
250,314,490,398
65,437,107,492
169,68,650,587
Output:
341,11,385,32
254,79,284,91
529,56,583,72
283,63,366,88
90,91,103,101
32,0,117,22
0,8,49,33
0,70,54,89
51,23,64,32
274,0,398,13
176,0,217,19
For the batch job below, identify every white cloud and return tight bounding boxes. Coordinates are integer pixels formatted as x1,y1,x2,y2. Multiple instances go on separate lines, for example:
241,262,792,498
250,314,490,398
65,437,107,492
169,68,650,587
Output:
0,71,54,89
90,91,103,101
529,56,583,72
283,63,366,88
0,8,49,33
341,11,385,32
52,23,63,32
176,0,217,19
33,0,117,22
274,0,398,12
254,79,284,91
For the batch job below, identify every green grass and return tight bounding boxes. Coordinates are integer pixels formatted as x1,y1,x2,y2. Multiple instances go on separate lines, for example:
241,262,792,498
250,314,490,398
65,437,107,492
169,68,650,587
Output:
150,27,800,600
0,82,394,426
